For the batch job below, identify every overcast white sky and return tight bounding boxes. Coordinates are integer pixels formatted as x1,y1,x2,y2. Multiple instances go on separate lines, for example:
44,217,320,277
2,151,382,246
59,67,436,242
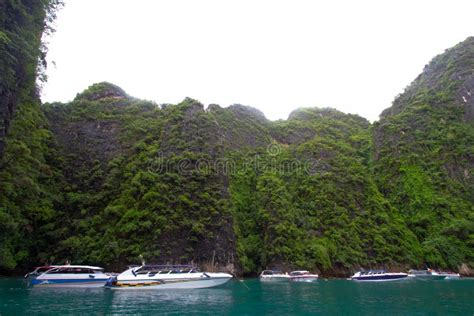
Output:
41,0,474,121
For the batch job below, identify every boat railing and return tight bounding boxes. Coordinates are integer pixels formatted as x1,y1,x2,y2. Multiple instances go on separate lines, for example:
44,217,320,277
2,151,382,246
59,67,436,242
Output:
360,270,386,275
133,264,199,275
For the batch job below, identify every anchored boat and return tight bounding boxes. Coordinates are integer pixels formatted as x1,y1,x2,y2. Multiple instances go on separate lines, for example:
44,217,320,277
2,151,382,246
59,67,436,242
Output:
289,270,319,282
438,271,461,279
259,270,290,281
409,269,446,280
106,264,232,289
351,270,409,282
30,265,110,287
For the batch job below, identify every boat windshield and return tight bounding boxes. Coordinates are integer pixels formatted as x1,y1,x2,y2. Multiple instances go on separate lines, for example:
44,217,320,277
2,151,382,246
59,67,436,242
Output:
290,271,309,276
34,266,55,274
360,270,386,275
46,267,102,274
134,265,198,274
262,270,284,275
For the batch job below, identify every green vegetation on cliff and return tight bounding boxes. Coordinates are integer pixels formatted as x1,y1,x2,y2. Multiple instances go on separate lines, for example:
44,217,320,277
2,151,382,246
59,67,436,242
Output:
231,110,421,274
0,2,472,275
0,0,62,270
0,0,62,155
374,37,474,269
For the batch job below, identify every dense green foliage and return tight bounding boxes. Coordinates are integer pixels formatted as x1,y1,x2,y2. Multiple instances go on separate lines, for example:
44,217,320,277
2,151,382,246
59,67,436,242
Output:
39,96,237,270
0,0,62,154
0,0,62,270
29,91,425,275
0,3,472,275
231,111,422,275
374,38,474,269
0,101,60,269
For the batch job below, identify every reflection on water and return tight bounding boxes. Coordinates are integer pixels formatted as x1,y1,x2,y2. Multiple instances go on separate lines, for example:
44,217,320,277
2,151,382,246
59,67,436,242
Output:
108,288,233,313
23,283,234,314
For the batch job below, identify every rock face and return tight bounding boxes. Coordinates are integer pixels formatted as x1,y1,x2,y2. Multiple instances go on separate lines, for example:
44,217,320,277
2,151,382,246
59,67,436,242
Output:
1,36,473,275
374,37,474,192
42,83,133,188
381,37,474,120
0,1,52,159
32,83,420,275
275,107,370,145
49,119,122,166
74,82,129,102
208,103,272,151
373,38,474,269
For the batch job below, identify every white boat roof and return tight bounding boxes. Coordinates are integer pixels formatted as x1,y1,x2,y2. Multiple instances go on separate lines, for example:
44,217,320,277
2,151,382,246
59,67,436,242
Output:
53,265,104,270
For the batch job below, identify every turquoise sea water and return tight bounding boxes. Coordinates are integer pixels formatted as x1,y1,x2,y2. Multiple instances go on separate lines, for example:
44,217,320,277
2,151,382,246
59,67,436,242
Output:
0,278,473,315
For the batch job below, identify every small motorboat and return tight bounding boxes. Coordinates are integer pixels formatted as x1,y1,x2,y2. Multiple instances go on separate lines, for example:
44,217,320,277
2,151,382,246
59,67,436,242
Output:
408,269,446,280
351,270,409,282
438,271,461,279
106,264,232,289
289,270,318,282
30,265,110,287
259,270,290,281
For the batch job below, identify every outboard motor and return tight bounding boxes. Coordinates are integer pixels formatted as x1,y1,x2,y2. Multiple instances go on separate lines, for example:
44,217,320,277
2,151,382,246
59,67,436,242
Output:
105,276,117,287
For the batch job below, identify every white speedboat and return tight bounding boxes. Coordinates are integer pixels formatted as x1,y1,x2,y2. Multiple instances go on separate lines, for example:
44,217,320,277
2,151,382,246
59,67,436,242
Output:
289,270,318,282
259,270,290,281
30,265,110,287
351,270,409,282
438,271,461,279
408,269,446,280
106,265,232,289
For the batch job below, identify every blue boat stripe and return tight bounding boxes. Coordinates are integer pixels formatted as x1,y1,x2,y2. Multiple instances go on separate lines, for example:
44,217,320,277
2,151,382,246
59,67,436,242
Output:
32,278,110,285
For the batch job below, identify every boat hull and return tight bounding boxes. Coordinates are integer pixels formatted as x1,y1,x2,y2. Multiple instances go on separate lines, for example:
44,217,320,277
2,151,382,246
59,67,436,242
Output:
440,274,460,280
351,276,407,282
290,277,318,282
108,277,231,290
352,275,408,282
31,278,110,288
260,276,290,282
412,275,446,280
